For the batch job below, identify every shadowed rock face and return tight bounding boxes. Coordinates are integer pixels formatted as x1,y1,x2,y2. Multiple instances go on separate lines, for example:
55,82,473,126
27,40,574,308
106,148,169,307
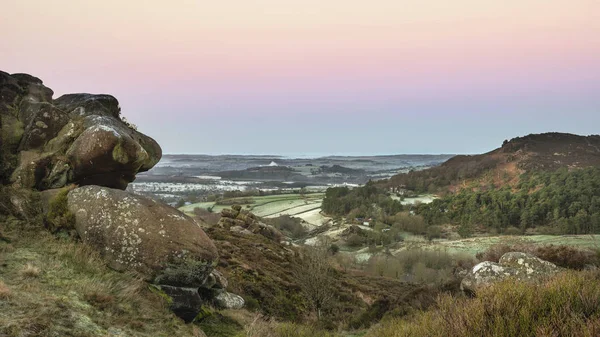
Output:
0,71,161,190
154,285,203,323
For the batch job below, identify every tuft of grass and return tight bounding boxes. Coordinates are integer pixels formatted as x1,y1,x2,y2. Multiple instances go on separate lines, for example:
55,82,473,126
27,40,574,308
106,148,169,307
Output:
19,263,41,278
367,270,600,337
0,280,11,300
83,291,115,311
44,186,76,233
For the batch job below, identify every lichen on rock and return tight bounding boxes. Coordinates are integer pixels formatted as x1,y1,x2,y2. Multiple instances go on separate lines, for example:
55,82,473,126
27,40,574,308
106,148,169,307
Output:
67,185,219,285
461,252,560,295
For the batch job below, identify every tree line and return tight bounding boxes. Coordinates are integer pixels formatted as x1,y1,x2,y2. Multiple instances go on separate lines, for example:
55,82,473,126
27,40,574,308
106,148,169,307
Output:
321,181,403,219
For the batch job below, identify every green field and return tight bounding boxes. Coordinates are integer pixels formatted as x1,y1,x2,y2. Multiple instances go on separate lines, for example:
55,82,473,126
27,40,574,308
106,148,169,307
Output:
179,193,328,226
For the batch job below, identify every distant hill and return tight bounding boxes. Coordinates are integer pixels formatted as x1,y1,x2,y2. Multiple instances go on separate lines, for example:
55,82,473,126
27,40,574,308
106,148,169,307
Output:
384,132,600,193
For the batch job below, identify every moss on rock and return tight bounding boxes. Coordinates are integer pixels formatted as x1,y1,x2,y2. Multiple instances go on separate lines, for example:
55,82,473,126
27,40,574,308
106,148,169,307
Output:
44,186,76,233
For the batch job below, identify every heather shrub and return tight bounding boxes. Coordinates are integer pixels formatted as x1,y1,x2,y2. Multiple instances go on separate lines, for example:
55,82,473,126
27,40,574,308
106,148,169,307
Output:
266,215,308,239
365,250,475,284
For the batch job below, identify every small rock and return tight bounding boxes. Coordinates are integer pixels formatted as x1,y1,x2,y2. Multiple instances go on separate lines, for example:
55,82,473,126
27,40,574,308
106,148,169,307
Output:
214,292,245,309
211,270,228,289
229,226,252,235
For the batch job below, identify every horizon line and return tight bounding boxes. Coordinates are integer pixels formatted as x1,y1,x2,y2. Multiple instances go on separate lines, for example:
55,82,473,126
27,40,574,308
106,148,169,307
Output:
160,152,465,157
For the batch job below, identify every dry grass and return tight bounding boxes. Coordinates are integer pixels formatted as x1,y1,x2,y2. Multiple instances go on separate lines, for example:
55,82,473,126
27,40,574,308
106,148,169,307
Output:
245,314,278,337
0,225,199,337
364,249,475,285
0,280,11,300
244,314,340,337
367,270,600,337
19,263,41,278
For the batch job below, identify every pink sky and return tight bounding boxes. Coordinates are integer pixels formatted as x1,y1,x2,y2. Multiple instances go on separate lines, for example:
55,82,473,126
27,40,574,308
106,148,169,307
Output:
2,0,599,154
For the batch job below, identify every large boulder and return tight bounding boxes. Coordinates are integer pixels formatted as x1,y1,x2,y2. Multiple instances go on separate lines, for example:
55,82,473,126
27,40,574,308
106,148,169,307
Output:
0,71,161,190
67,185,219,287
461,252,560,295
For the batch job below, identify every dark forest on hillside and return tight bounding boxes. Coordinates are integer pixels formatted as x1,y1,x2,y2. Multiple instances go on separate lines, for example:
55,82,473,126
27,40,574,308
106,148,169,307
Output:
417,167,600,235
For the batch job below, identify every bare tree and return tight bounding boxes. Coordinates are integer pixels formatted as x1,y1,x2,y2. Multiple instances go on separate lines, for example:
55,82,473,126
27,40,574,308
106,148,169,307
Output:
294,246,335,319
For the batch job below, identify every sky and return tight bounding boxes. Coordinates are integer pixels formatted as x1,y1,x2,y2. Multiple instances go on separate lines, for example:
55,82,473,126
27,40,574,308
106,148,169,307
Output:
2,0,599,156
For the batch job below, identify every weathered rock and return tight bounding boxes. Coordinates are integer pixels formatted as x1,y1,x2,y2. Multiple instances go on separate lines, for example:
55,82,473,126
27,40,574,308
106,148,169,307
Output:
217,207,284,241
210,269,228,289
0,71,161,190
198,269,228,290
252,221,285,241
67,185,219,286
499,252,560,275
213,291,245,309
11,73,53,102
17,101,69,150
229,225,252,235
54,93,120,119
155,285,203,323
218,217,246,229
461,252,560,295
460,261,517,295
64,115,161,189
220,208,239,219
236,210,257,225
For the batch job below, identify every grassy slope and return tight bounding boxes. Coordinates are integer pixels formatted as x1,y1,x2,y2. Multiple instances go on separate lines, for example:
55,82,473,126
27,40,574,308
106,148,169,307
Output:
367,270,600,337
204,226,450,331
0,221,202,337
385,133,600,194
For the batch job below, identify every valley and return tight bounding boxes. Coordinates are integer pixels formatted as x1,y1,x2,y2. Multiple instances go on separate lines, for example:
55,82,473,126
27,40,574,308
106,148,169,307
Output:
129,154,453,204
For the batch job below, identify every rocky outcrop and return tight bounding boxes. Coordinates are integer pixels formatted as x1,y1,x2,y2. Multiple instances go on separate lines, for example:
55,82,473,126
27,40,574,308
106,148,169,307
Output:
67,185,218,286
461,252,560,295
1,71,241,323
0,71,161,190
218,205,284,241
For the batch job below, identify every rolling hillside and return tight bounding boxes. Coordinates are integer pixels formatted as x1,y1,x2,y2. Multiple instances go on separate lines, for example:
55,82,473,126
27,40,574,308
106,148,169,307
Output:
384,133,600,194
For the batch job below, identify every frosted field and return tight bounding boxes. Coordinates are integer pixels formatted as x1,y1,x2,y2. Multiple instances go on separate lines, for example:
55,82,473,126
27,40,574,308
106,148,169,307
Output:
295,208,330,227
390,194,437,205
179,193,330,226
130,181,259,194
255,200,321,217
392,234,600,256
